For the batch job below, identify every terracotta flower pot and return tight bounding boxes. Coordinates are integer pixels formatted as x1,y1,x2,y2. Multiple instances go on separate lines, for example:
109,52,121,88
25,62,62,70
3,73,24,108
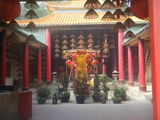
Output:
52,98,58,104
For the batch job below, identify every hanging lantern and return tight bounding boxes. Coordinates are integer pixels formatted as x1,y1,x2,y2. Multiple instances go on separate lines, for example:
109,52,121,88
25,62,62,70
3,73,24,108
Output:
91,60,99,66
65,60,71,65
84,0,101,9
72,54,77,60
8,20,21,29
130,0,149,20
24,21,38,32
24,10,39,19
101,11,117,21
101,0,116,9
69,62,75,66
84,9,99,19
24,0,39,10
0,0,21,21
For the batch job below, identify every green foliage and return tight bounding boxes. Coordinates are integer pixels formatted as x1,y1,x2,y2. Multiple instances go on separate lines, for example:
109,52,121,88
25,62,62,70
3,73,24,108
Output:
33,78,44,88
99,74,112,93
50,1,68,3
112,82,127,100
73,70,90,97
59,91,70,97
92,91,101,97
52,89,59,99
99,74,112,84
56,72,69,92
17,2,50,20
92,74,100,97
112,96,122,100
36,86,52,99
100,92,107,100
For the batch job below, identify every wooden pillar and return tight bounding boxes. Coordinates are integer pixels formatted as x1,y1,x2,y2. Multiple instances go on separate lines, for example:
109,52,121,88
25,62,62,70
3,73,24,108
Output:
148,0,160,119
22,42,29,91
37,47,42,83
0,29,6,86
128,45,134,86
138,39,146,92
45,29,52,84
118,29,124,84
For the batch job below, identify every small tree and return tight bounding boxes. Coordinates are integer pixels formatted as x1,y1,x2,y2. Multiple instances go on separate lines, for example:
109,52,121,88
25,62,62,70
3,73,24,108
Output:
99,74,112,93
92,73,100,97
73,70,89,97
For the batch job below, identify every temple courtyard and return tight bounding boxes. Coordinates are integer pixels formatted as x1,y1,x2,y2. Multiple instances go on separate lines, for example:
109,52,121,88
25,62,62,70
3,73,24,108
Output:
29,82,153,120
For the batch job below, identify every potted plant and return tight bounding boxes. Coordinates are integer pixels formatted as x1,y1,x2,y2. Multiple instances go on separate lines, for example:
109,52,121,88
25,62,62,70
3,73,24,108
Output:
59,91,70,102
36,85,52,104
52,90,58,104
73,70,90,104
56,73,70,102
92,74,101,102
100,92,107,104
55,73,66,94
99,74,113,100
119,85,128,101
112,96,122,103
112,82,127,103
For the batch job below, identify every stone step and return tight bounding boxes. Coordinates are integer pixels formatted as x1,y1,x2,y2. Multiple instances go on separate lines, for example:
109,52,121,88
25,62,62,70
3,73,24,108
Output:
128,87,152,103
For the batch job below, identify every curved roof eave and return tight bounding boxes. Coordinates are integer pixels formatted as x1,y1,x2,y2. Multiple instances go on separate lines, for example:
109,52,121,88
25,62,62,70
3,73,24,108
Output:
122,23,150,46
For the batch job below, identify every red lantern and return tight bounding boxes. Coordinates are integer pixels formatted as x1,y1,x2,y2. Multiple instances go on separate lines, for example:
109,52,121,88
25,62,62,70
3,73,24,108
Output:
130,0,149,20
65,60,71,65
72,54,76,60
91,60,99,65
0,0,21,21
70,62,75,65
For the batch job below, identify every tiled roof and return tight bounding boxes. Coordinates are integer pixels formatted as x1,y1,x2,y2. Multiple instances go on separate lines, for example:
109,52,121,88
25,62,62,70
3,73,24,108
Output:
17,13,148,27
122,24,149,45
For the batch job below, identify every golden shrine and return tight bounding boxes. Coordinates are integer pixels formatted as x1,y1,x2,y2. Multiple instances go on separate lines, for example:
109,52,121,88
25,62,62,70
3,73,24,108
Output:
65,49,99,79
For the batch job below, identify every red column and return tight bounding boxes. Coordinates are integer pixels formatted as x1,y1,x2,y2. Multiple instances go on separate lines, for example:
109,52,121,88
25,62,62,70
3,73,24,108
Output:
148,0,160,119
118,29,124,84
128,45,134,86
37,47,42,83
0,29,6,85
45,29,52,84
138,39,146,92
102,59,106,74
23,42,29,91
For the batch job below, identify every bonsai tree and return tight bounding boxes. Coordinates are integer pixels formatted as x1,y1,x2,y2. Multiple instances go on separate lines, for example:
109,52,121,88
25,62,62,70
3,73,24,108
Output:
99,74,113,99
36,85,52,104
59,91,70,102
100,92,107,104
112,81,127,103
33,78,44,88
52,89,59,104
55,72,69,98
92,73,101,102
72,70,90,104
